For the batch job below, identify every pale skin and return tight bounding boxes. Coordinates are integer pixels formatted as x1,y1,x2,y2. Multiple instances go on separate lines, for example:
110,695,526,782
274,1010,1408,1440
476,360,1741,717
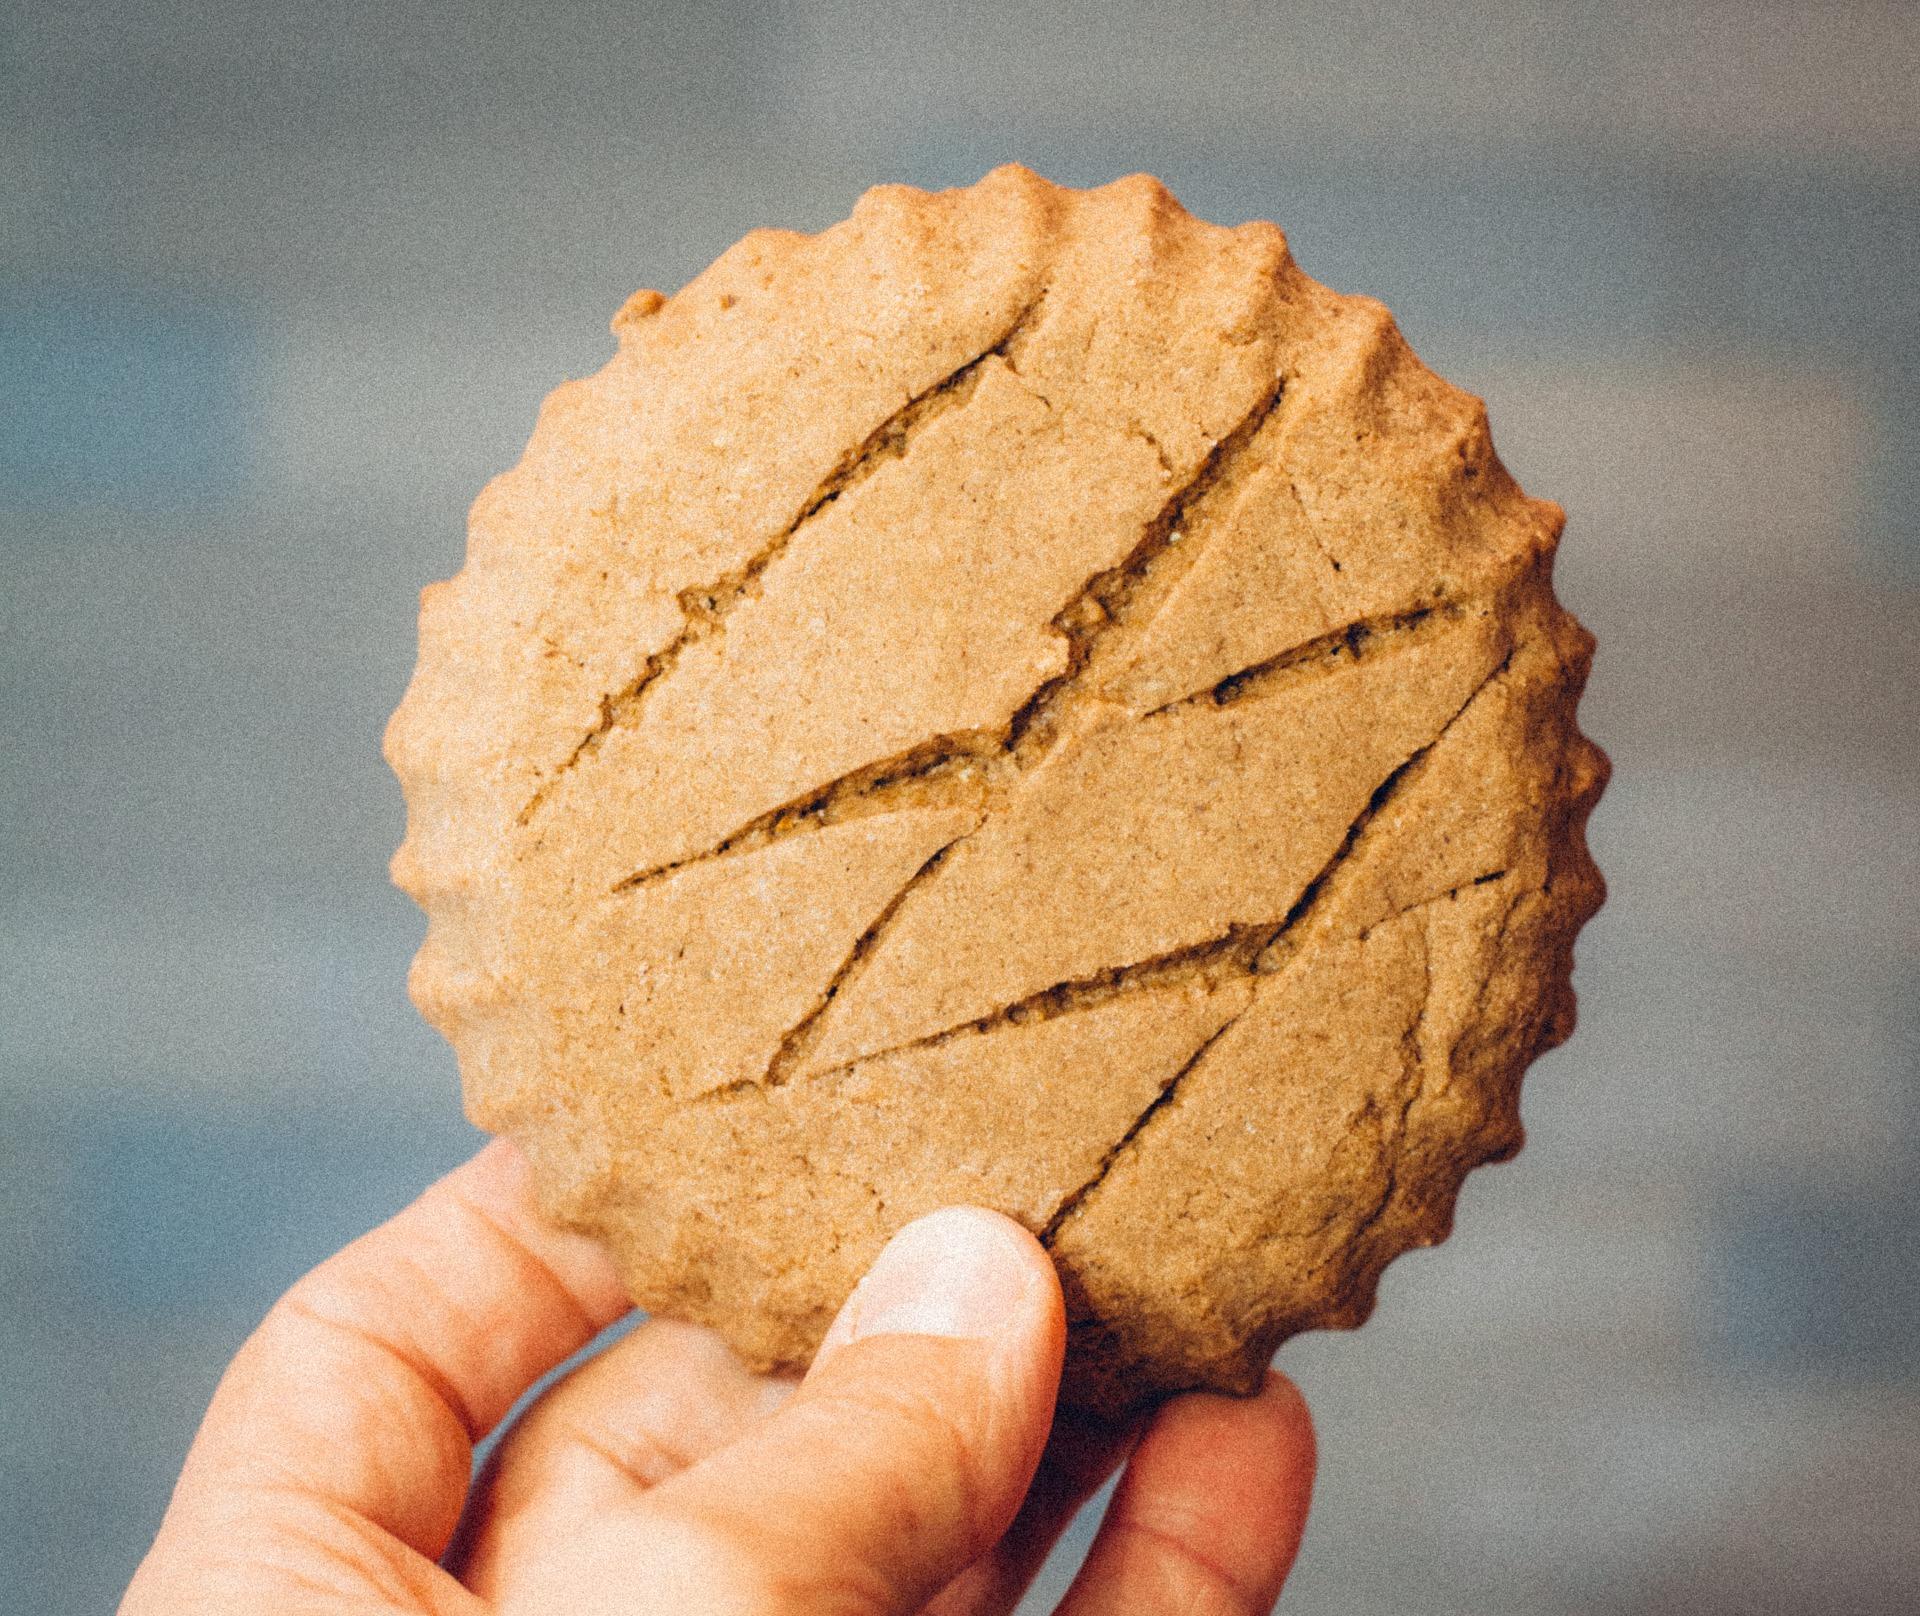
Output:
122,1141,1316,1615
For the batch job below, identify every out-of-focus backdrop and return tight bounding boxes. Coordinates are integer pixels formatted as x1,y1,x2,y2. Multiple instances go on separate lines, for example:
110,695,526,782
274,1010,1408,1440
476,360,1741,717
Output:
4,3,1916,1611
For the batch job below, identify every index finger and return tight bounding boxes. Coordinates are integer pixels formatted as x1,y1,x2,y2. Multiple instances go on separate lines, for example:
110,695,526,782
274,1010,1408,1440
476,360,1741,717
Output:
166,1139,632,1559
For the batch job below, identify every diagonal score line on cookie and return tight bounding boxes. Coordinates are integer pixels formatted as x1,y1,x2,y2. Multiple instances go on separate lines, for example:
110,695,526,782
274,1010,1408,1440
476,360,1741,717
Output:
1035,650,1519,1244
1038,1013,1248,1244
514,290,1049,829
756,829,978,1088
608,728,1003,895
606,375,1300,896
696,647,1518,1112
1142,600,1462,718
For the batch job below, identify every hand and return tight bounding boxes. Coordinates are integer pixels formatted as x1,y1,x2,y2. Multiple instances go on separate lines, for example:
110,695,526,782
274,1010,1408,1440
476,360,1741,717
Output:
122,1141,1315,1614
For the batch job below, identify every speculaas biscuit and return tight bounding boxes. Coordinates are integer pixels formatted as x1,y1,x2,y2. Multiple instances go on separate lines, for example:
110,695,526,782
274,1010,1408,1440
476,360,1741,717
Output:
386,166,1607,1413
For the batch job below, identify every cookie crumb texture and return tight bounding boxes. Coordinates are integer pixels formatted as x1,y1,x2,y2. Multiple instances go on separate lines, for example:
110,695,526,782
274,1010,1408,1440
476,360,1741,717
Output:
387,166,1607,1413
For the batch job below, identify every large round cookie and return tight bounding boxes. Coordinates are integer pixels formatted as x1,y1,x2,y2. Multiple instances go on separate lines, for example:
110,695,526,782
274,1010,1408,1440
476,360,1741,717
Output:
386,166,1607,1412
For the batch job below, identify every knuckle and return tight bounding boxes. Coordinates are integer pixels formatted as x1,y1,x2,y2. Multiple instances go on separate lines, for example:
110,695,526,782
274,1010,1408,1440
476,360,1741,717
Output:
1105,1514,1268,1616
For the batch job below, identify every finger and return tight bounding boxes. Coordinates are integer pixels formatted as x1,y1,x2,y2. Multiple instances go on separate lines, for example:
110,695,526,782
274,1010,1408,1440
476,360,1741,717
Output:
484,1207,1066,1616
451,1318,795,1593
164,1140,631,1558
921,1407,1138,1616
1054,1371,1316,1616
646,1208,1064,1616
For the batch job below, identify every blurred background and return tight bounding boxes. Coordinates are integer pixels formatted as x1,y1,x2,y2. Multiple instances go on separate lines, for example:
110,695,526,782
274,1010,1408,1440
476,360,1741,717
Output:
3,2,1917,1611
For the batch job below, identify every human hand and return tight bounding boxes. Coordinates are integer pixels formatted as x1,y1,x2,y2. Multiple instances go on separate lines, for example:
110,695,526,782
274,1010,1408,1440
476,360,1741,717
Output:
121,1142,1315,1615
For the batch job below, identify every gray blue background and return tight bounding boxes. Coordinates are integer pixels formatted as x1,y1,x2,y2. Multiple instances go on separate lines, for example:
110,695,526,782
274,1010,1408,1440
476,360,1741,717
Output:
3,2,1917,1611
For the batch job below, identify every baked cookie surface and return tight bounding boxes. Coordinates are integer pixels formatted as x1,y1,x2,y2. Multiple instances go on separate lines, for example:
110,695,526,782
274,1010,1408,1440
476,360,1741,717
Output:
386,166,1607,1411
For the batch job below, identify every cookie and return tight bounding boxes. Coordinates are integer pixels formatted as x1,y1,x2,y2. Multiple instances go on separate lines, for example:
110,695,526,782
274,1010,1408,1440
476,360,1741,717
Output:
386,166,1607,1413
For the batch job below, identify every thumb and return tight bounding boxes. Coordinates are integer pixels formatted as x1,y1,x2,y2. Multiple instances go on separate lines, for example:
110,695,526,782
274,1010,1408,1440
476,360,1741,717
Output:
635,1207,1065,1615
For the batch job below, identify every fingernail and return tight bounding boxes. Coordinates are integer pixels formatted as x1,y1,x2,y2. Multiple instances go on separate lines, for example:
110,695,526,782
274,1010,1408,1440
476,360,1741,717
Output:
829,1208,1041,1348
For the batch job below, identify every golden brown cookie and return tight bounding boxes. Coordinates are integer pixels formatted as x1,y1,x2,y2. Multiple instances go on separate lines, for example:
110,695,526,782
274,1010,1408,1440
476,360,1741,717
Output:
386,166,1607,1413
